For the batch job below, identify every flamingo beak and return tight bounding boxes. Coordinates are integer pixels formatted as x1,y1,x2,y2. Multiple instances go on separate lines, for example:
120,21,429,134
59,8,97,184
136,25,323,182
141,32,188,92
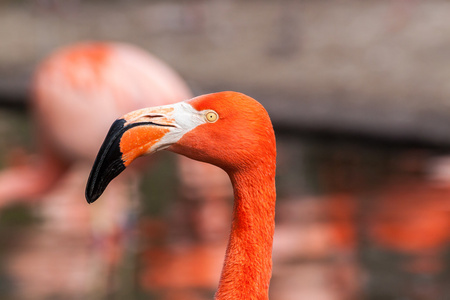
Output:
85,101,204,203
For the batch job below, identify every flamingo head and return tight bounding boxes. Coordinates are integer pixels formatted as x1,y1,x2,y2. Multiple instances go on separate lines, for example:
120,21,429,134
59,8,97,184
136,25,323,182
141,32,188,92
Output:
85,91,276,203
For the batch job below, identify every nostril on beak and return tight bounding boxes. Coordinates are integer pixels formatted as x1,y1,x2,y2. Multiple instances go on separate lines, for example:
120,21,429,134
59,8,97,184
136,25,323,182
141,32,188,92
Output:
145,113,165,118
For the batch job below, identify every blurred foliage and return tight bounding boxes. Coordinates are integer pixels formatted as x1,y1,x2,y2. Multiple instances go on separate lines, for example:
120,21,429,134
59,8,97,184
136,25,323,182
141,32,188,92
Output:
0,203,40,228
139,152,178,218
0,109,34,169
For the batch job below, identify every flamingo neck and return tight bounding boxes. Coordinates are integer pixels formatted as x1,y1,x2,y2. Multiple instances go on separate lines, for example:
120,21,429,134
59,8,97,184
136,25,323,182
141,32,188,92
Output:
215,165,276,300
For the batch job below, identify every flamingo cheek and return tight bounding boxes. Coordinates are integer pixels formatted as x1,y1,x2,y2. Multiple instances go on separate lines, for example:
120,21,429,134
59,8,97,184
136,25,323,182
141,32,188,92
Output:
120,126,170,166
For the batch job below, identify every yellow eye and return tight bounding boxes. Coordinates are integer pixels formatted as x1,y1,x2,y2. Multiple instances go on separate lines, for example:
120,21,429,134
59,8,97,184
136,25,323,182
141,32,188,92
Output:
205,111,218,123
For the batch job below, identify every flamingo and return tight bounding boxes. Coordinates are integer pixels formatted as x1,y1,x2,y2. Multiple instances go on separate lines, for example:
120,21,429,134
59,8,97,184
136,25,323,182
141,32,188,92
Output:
86,91,277,299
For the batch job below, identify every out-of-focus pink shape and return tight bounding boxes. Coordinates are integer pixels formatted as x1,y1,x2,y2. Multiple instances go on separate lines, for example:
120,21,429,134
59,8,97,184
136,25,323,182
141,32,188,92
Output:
32,42,191,162
0,42,192,207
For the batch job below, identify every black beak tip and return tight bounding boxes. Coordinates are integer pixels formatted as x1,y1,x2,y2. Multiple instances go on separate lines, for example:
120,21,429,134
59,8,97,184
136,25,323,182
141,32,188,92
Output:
85,189,100,204
85,118,128,204
85,195,95,205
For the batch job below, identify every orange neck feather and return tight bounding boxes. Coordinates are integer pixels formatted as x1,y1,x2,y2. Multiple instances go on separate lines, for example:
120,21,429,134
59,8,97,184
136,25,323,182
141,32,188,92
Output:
215,161,276,300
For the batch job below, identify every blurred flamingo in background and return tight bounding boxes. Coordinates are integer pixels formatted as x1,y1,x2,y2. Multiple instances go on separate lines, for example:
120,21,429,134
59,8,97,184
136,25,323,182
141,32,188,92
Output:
0,42,232,299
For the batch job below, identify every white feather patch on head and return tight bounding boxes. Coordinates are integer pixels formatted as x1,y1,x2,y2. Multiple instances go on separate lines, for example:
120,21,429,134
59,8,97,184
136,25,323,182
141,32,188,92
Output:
148,101,207,153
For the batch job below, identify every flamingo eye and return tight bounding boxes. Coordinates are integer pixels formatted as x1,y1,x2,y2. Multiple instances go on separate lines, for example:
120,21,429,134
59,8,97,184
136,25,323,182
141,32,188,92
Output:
205,111,218,123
